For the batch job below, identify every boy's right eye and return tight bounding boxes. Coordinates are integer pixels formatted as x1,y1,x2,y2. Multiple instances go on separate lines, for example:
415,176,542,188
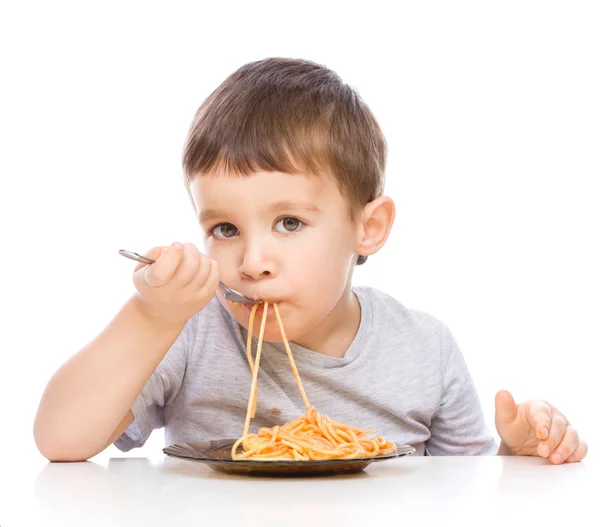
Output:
210,223,239,239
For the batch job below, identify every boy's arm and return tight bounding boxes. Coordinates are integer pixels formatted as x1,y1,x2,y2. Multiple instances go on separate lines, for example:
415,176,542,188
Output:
104,410,134,450
34,242,220,462
34,298,185,462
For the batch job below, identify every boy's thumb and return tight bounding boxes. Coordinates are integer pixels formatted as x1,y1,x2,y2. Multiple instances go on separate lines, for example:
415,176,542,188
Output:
495,389,518,424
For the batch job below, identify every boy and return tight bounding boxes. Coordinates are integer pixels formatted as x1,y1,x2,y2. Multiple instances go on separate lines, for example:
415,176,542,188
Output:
34,58,587,464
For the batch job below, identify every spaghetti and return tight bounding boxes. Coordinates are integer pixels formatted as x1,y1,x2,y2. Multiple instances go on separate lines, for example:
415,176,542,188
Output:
232,303,396,461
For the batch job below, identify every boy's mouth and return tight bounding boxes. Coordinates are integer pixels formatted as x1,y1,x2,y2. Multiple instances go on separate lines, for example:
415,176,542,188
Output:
242,301,279,317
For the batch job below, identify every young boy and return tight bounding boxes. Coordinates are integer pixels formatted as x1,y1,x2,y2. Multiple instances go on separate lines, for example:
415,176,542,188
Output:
34,58,587,464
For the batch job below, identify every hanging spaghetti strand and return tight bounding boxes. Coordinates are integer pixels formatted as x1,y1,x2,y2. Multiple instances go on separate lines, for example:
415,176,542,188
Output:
246,303,259,373
247,303,260,419
273,303,310,411
242,302,269,437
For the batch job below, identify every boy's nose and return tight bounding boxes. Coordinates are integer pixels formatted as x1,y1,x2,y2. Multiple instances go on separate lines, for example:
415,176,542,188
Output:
239,244,275,280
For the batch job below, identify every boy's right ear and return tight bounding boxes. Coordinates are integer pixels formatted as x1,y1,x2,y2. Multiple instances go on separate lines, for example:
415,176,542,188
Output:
354,196,396,260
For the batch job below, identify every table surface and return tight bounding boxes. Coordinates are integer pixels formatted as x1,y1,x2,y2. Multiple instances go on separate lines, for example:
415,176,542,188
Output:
3,454,597,526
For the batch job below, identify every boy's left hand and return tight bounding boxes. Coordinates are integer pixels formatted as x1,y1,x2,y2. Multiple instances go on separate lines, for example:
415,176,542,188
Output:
494,390,587,464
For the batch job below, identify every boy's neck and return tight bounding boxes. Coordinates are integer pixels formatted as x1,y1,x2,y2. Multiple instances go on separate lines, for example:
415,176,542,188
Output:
293,285,361,359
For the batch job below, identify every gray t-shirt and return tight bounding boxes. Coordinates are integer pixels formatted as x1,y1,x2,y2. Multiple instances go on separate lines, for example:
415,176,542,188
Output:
115,286,498,456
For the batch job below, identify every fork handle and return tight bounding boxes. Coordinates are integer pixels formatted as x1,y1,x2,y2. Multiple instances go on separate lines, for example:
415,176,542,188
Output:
119,250,156,265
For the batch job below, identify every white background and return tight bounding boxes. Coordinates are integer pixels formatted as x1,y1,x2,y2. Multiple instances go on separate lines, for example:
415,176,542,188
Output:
1,0,598,472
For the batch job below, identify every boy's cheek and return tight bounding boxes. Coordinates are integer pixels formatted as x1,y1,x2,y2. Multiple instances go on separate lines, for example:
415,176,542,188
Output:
295,252,351,295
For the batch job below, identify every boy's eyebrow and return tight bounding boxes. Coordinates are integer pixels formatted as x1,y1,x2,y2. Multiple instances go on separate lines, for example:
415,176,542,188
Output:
198,209,224,224
198,201,320,223
269,201,321,215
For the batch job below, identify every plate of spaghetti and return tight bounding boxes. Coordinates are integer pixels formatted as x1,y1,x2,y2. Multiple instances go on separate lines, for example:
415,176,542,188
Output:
163,302,416,476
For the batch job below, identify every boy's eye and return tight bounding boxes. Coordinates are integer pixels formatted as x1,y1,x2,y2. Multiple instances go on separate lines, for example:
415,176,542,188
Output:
274,217,303,233
211,223,239,239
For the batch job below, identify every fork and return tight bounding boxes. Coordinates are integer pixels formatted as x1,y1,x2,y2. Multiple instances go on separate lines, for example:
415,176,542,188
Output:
118,249,260,304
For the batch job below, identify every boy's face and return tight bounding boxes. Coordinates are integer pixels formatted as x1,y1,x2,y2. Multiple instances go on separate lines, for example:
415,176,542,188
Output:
189,170,359,343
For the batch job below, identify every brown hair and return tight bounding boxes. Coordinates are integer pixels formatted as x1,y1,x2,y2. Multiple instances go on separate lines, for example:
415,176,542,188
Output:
182,57,387,265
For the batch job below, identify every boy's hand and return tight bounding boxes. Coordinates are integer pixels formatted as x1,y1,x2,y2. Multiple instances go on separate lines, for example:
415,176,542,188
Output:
132,242,220,326
494,390,587,464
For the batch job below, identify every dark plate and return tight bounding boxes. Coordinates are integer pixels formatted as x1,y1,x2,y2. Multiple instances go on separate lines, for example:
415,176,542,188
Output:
163,439,415,476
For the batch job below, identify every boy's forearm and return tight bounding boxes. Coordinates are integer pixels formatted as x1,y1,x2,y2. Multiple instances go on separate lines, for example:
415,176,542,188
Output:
34,296,186,461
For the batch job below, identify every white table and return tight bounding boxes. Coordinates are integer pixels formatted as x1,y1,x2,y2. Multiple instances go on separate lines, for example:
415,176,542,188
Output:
4,454,597,526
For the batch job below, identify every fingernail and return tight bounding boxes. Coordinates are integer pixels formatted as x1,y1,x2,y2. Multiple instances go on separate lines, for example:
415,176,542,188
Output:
161,247,168,255
552,452,563,464
173,242,184,250
567,455,576,463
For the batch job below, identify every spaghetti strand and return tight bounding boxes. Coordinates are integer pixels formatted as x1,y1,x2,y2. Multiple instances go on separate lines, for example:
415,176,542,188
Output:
273,303,311,411
245,303,259,373
242,302,269,437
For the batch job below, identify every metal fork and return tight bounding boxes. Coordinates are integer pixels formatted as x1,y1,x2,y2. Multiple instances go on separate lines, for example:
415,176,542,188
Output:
118,249,260,304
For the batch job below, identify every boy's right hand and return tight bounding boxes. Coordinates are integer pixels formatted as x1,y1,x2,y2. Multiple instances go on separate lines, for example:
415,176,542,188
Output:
132,242,220,326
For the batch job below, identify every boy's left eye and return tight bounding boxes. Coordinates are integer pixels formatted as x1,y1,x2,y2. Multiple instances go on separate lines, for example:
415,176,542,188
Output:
274,217,303,233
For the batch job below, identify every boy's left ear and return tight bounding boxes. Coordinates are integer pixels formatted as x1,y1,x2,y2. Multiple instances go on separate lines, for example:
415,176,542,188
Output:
355,196,396,258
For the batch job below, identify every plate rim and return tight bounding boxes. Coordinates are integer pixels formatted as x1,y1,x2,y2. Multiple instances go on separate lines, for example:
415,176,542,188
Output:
163,441,415,466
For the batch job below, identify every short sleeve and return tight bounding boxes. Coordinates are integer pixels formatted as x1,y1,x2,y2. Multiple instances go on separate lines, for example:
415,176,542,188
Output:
425,324,498,456
113,315,197,452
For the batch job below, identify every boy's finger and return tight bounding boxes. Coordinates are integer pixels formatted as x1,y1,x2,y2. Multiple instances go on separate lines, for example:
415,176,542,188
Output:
133,246,168,272
537,414,567,458
143,243,184,287
188,254,214,292
548,425,579,464
494,390,518,424
171,243,203,288
528,401,552,440
198,258,221,297
566,439,588,463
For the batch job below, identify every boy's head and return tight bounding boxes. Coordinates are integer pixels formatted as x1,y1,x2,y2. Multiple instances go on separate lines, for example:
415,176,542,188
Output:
182,58,395,343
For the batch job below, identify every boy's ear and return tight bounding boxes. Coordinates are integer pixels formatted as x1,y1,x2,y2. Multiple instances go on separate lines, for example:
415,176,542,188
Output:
355,196,395,259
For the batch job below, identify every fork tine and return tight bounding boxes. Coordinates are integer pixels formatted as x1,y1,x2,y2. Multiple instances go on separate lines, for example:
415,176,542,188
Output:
221,284,260,304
